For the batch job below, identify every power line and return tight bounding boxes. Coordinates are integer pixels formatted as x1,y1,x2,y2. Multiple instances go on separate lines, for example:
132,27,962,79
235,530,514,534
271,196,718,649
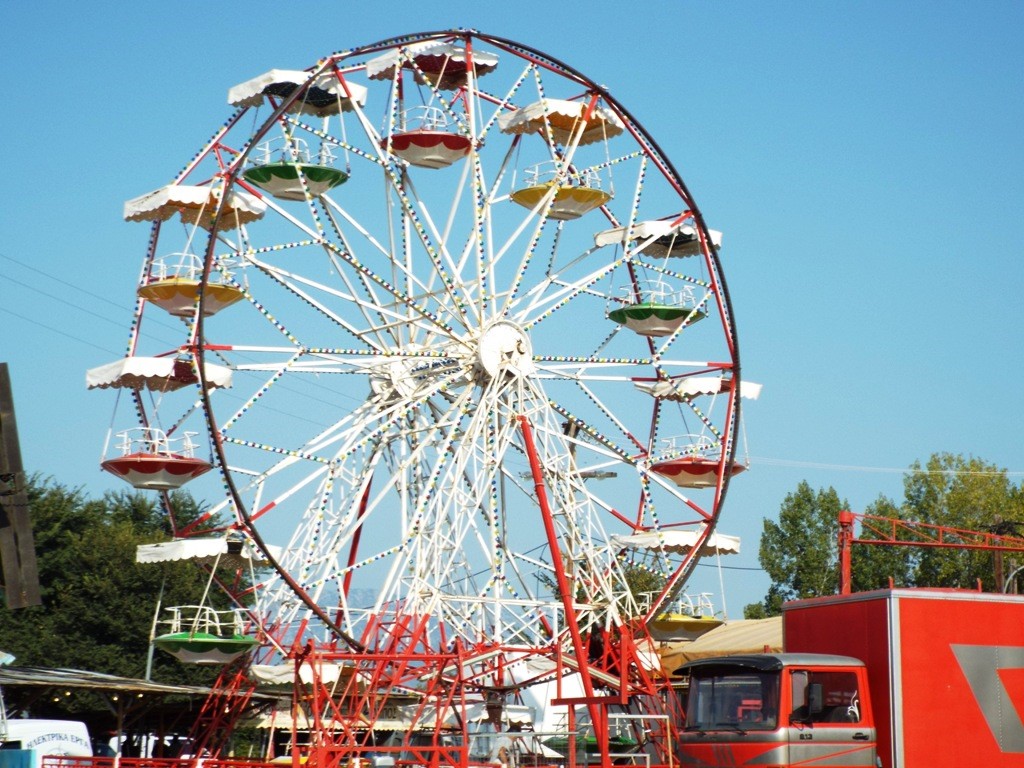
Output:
0,305,119,356
0,250,128,313
1,251,367,424
0,250,187,345
695,561,764,572
5,255,1022,482
748,456,1024,477
1,272,129,331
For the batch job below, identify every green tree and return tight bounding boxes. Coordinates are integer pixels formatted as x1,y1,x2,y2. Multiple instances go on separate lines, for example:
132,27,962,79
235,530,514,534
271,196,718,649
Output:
0,477,233,698
743,482,847,618
904,453,1024,590
850,456,1024,591
622,564,669,611
745,454,1024,618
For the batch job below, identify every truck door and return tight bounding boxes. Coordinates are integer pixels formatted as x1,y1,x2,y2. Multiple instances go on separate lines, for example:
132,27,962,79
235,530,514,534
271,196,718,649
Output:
786,668,876,767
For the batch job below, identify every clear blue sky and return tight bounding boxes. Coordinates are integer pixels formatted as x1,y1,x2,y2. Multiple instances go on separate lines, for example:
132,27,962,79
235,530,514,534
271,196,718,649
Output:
1,1,1022,615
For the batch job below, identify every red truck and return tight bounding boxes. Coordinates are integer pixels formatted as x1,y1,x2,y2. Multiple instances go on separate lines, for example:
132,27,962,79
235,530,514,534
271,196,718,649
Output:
676,588,1024,767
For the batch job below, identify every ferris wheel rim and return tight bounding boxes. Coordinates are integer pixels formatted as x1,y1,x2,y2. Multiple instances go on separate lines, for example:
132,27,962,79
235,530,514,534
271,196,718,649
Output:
137,28,745,649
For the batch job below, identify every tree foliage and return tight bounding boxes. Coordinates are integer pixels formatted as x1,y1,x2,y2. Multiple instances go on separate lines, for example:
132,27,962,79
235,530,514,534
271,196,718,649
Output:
537,557,667,621
744,482,846,617
745,453,1024,618
0,476,230,700
903,453,1024,590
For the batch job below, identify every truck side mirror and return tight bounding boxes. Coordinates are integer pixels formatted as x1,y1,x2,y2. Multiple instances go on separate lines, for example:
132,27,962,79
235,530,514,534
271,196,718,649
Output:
808,683,824,715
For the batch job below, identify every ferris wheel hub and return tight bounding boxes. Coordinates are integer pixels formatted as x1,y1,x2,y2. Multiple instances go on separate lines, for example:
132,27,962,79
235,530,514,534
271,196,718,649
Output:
473,321,535,383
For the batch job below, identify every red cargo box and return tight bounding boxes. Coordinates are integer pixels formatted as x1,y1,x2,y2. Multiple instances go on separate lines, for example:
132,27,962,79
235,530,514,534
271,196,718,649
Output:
784,588,1024,768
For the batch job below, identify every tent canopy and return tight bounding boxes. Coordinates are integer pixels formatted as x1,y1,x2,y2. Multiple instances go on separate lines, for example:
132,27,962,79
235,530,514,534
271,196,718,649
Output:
498,98,624,146
124,185,266,230
86,357,233,392
365,41,499,87
228,69,368,115
136,536,279,570
611,527,741,557
595,219,723,257
633,375,761,402
660,617,782,670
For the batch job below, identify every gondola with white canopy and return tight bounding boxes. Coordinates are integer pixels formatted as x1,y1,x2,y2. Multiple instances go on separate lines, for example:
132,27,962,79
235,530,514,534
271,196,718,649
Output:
138,534,270,665
229,69,368,200
611,528,740,634
499,98,621,219
642,377,758,488
366,40,499,90
371,41,498,168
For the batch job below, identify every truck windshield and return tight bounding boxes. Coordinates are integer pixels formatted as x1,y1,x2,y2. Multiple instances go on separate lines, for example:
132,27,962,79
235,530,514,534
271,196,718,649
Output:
685,669,780,731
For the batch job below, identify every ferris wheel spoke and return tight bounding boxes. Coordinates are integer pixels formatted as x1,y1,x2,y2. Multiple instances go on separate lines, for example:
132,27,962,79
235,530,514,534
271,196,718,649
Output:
335,92,486,331
513,256,626,330
319,207,463,349
317,196,465,335
389,192,477,331
244,259,397,350
333,230,464,338
338,378,480,554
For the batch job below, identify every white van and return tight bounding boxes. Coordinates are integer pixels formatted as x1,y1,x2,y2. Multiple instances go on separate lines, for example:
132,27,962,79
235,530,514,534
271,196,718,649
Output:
0,720,92,768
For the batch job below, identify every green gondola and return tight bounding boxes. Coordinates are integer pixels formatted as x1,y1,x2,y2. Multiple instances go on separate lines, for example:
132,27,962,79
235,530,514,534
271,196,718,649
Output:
608,303,705,337
154,631,258,665
243,162,349,201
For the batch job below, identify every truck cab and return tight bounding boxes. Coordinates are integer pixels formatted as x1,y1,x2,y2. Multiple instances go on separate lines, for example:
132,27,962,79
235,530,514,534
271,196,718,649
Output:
677,653,876,767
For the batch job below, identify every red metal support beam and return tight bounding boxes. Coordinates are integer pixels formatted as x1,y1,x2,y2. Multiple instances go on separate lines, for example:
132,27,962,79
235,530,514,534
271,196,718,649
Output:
838,510,1024,595
518,414,609,768
838,510,855,595
845,511,1024,552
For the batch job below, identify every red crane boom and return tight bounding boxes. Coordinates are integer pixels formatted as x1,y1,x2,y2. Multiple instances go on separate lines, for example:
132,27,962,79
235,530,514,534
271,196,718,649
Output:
837,509,1024,594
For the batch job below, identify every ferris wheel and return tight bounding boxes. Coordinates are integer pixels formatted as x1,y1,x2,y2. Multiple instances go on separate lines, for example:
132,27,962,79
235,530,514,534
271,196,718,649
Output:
90,31,748,750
